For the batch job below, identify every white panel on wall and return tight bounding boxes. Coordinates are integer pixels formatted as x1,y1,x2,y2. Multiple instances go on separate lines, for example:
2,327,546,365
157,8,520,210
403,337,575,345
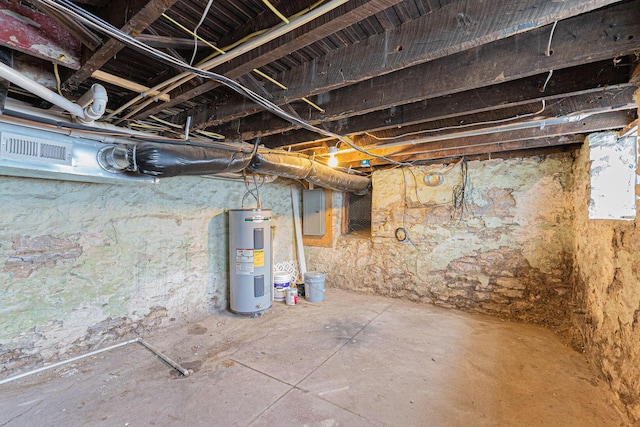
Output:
588,132,638,220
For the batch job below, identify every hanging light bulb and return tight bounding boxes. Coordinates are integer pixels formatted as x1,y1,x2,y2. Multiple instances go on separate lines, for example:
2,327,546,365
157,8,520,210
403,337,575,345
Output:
327,145,338,167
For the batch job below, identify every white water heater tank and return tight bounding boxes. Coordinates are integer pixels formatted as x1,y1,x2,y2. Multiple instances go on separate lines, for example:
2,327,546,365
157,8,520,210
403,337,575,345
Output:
228,209,272,314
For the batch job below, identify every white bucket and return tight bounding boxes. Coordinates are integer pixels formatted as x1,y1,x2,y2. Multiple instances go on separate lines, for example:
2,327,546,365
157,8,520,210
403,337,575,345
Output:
274,286,285,302
304,271,325,303
274,271,291,289
273,271,291,302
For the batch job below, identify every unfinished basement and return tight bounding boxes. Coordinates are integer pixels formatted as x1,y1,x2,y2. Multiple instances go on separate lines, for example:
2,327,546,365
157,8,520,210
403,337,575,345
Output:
1,0,640,425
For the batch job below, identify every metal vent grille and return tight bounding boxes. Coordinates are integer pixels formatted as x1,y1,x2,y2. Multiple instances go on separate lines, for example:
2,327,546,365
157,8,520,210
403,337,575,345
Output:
348,192,372,233
0,132,72,165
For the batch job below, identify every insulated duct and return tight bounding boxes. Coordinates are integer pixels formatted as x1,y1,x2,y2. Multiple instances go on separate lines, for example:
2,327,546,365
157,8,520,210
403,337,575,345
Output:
249,151,370,194
0,102,370,191
133,142,254,177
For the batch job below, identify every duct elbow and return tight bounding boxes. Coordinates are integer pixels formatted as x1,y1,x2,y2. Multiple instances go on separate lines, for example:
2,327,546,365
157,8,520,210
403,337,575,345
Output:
97,144,133,173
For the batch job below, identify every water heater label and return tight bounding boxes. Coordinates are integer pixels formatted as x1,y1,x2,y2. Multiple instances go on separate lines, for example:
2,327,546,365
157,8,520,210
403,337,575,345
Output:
236,249,254,275
254,249,264,267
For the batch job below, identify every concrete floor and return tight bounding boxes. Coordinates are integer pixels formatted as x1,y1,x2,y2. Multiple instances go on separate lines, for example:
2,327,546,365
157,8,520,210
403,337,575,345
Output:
0,289,627,426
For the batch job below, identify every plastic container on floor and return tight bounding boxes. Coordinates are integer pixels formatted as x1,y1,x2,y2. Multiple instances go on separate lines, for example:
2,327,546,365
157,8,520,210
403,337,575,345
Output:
304,271,325,302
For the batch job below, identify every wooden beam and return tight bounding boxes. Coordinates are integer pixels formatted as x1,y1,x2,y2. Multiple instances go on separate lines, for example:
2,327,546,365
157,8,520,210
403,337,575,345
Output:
0,0,81,69
62,0,180,93
336,110,636,167
132,0,404,120
188,0,632,129
133,0,319,97
218,60,632,145
91,70,170,101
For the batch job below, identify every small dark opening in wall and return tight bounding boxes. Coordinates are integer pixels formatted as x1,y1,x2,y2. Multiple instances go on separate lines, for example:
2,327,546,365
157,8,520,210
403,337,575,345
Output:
346,192,372,234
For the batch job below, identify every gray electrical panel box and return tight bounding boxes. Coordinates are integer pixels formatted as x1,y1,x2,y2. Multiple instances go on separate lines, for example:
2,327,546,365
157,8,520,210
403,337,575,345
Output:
303,189,325,236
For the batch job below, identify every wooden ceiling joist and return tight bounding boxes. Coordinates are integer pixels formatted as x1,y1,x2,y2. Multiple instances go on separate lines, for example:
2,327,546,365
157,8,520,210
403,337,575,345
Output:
219,60,633,145
132,0,405,120
62,0,181,93
185,0,636,130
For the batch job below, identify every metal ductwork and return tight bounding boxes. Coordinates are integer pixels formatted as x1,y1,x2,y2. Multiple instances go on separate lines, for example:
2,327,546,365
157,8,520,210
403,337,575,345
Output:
0,64,371,192
0,121,156,184
0,117,371,192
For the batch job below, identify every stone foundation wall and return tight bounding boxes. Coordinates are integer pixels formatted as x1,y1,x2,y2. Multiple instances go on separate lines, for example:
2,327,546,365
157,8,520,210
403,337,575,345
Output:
306,155,575,332
571,143,640,422
0,176,295,375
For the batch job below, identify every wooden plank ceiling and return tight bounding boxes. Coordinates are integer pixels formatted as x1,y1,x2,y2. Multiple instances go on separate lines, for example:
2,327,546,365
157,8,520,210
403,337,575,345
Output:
21,0,640,168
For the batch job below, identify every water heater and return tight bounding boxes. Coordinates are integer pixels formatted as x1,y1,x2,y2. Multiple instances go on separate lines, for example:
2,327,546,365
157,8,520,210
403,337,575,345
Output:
229,209,272,314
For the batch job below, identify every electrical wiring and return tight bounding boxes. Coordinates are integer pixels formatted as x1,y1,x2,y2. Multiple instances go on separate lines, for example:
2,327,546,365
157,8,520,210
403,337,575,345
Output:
242,138,264,209
43,0,404,167
252,68,325,112
541,70,553,93
149,115,225,140
194,129,226,140
162,12,226,56
406,160,462,207
168,9,325,113
242,176,264,208
189,0,216,65
290,0,326,19
540,21,558,93
108,0,334,122
451,158,470,223
545,21,558,57
111,28,270,120
53,62,62,96
262,0,289,24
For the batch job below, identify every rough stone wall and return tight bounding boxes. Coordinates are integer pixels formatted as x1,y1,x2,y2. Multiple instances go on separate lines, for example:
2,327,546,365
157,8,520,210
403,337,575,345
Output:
306,155,575,332
0,176,295,374
571,143,640,422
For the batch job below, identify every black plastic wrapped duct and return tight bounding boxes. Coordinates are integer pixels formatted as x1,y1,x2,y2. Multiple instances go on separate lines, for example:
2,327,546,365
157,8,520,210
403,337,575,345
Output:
134,142,253,177
250,151,370,194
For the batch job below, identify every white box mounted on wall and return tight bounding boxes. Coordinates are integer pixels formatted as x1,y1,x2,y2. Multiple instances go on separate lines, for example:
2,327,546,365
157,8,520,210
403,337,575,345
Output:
588,132,638,221
303,189,325,236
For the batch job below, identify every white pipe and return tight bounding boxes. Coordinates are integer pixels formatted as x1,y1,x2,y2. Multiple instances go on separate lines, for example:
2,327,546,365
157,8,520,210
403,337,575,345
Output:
0,338,140,385
4,99,174,141
291,185,307,279
323,109,631,157
0,63,108,123
0,337,190,385
76,83,108,123
0,62,84,118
